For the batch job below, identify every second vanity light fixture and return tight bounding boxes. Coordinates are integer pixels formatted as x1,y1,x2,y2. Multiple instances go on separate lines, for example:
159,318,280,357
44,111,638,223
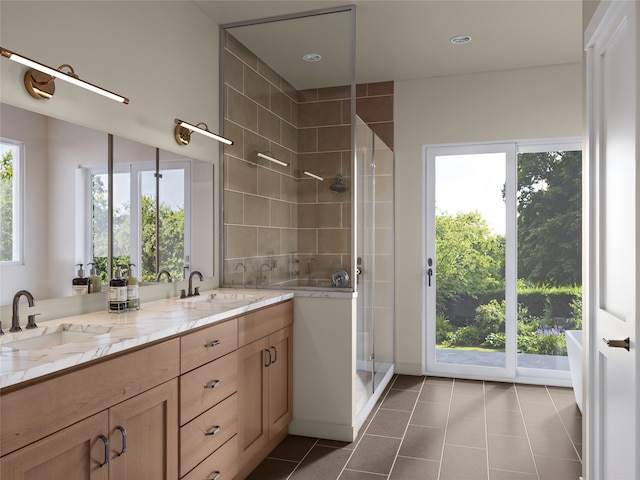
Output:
257,152,288,167
174,118,233,146
0,46,129,104
303,171,324,181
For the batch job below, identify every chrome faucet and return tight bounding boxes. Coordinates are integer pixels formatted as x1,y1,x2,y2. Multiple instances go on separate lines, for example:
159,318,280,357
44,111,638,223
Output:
306,257,316,286
187,271,203,297
155,270,173,282
11,290,37,332
258,263,270,285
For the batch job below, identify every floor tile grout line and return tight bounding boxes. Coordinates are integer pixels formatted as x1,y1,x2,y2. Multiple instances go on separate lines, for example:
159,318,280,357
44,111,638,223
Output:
545,385,584,464
436,376,456,480
385,375,428,480
283,437,320,480
334,373,401,480
514,384,542,480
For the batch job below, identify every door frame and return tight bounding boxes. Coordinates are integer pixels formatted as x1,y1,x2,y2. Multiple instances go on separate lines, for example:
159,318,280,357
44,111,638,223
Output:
423,138,582,384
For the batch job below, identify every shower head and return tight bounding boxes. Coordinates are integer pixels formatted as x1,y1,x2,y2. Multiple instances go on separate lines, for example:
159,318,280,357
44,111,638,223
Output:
329,175,346,193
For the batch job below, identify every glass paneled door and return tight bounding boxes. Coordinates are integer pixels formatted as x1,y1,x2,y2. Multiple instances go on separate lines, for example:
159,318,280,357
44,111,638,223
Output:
425,143,517,379
425,140,581,382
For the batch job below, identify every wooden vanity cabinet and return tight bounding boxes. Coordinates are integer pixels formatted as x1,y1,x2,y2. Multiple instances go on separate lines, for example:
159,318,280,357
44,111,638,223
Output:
237,301,293,479
0,341,180,480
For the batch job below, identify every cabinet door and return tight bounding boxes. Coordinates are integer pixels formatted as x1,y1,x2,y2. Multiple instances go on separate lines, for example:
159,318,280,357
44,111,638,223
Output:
267,326,293,438
237,337,269,464
108,379,178,480
0,411,109,480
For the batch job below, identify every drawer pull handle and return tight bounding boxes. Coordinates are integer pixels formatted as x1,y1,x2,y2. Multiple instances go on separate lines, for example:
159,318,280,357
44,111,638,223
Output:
98,434,109,468
204,339,221,348
204,380,221,389
207,472,221,480
204,426,221,436
116,425,127,456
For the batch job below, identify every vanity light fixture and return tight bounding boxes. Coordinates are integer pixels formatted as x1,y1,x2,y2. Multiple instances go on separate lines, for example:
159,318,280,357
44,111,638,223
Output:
257,152,288,167
174,118,233,146
303,171,324,181
0,46,129,104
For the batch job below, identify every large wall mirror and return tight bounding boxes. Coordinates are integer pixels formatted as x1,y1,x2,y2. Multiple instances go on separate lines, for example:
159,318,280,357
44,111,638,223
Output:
0,102,214,305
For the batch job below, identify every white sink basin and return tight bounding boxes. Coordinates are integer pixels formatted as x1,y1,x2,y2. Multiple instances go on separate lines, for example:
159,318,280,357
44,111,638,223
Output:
1,325,110,350
178,292,263,305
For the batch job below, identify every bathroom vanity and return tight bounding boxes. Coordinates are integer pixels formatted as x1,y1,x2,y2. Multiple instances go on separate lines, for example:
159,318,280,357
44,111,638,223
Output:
0,289,293,480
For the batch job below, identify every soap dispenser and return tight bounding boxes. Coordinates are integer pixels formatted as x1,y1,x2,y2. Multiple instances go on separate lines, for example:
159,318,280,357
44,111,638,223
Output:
72,263,90,296
87,262,102,294
108,265,128,312
127,263,139,309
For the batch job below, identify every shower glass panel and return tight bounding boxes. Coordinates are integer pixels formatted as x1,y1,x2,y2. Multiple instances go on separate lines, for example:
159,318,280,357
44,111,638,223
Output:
355,116,394,417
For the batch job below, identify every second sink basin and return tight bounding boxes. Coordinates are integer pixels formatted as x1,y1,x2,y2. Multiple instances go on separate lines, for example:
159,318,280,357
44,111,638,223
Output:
1,325,111,350
179,291,264,305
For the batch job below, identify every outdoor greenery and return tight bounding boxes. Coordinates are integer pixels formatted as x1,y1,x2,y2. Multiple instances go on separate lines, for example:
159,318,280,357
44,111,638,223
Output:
0,148,14,262
92,175,185,283
437,151,582,356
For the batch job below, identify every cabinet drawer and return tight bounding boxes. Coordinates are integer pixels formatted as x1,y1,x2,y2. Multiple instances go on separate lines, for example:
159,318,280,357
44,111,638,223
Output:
181,435,238,480
180,393,238,477
180,350,238,425
238,300,293,346
181,318,238,373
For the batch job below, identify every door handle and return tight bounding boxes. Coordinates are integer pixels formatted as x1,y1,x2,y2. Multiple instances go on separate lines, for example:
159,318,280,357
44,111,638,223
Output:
427,258,433,287
602,337,630,351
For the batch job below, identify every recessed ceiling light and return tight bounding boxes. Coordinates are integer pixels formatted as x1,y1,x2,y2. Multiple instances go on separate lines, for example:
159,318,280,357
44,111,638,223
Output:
450,35,472,45
302,53,322,62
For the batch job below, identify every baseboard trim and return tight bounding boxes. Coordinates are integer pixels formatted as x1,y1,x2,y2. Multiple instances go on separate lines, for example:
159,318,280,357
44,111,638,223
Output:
288,419,356,443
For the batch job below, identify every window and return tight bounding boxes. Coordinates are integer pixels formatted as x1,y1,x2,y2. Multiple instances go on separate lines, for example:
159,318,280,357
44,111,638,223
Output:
85,161,190,283
1,140,23,264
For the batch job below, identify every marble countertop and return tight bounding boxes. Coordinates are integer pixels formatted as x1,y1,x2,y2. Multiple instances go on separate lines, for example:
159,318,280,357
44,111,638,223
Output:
0,289,294,389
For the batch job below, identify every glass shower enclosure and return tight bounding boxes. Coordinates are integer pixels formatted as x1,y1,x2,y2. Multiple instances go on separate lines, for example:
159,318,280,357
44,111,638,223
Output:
355,117,395,422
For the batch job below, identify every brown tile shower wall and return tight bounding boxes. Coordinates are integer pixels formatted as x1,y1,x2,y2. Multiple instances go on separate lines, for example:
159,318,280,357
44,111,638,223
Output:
296,85,353,287
223,30,394,288
223,32,299,287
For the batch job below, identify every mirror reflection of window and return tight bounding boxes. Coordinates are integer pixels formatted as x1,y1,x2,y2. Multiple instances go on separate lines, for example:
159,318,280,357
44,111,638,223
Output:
86,163,189,283
139,164,189,282
0,140,22,264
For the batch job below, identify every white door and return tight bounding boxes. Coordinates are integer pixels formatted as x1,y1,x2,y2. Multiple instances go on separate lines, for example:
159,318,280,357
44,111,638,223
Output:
585,1,638,479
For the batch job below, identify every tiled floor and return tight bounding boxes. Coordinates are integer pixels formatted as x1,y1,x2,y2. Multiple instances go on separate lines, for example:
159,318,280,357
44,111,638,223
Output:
246,375,583,480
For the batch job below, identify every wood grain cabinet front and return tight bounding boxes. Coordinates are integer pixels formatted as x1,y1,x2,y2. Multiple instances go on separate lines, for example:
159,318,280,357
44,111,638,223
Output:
237,300,293,479
181,318,238,374
180,393,238,477
0,379,179,480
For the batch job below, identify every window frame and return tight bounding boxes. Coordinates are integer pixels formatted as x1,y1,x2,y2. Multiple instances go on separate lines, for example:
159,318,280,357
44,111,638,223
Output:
0,138,24,265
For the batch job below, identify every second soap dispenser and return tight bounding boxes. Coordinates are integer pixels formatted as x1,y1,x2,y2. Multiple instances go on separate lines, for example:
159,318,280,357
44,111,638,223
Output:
87,262,102,294
127,263,139,310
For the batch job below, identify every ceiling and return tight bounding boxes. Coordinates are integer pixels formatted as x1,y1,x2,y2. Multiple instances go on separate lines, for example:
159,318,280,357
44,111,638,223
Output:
193,0,583,89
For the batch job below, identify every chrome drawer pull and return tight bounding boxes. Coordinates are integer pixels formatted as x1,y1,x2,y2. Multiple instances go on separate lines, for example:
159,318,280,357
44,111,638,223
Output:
204,425,221,436
204,380,221,389
206,472,221,480
204,339,221,348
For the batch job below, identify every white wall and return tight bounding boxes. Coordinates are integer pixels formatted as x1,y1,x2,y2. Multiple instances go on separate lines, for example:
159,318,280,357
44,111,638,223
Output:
0,1,221,320
394,63,583,374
